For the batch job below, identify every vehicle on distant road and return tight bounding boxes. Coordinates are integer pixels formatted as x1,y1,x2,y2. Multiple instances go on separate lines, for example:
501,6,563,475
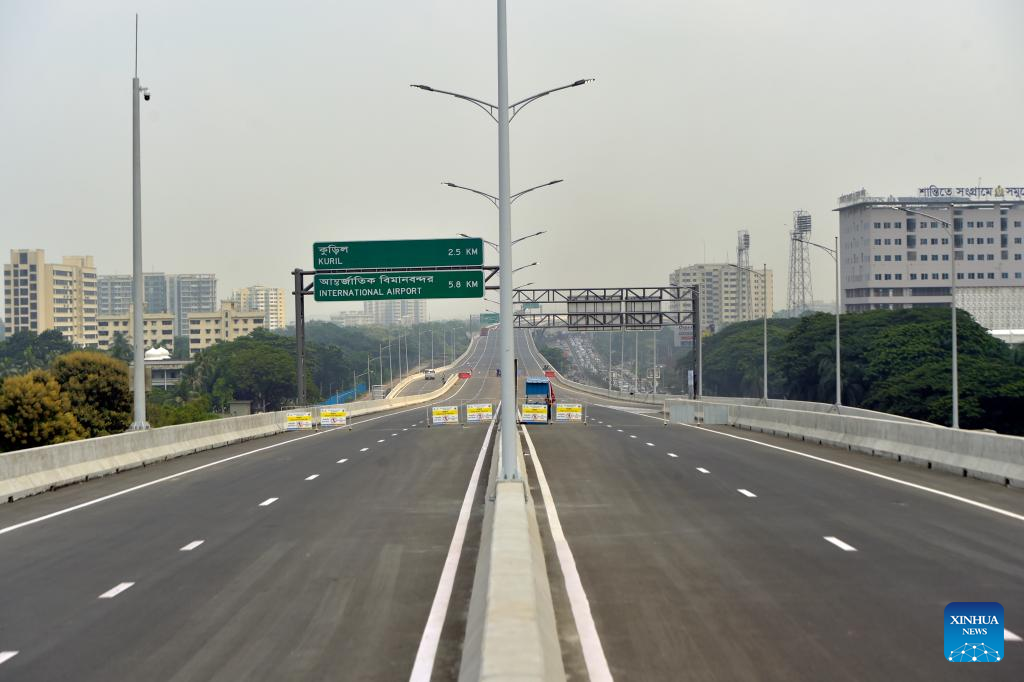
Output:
423,369,436,380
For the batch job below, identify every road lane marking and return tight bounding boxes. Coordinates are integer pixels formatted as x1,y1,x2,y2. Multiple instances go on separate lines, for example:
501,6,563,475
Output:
522,425,613,682
738,489,757,498
1006,629,1022,642
377,439,386,443
629,434,637,439
696,467,710,474
360,447,369,452
305,474,319,481
646,442,655,447
259,498,278,507
660,420,1024,525
667,452,678,458
0,652,18,666
409,409,498,681
403,428,408,431
606,425,612,428
391,433,398,436
823,536,857,552
99,582,134,599
337,458,348,464
179,540,204,552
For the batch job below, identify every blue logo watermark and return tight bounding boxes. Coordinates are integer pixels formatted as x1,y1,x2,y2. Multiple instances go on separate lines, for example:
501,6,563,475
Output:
945,602,1003,662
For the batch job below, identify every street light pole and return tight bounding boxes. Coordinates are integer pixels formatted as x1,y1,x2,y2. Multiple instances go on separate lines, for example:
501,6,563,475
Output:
888,206,958,428
795,236,842,408
727,263,768,402
130,15,150,430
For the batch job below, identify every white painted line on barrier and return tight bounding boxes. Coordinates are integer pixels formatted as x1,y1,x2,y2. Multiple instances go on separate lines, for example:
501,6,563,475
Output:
697,467,710,474
1006,629,1022,642
305,475,319,481
0,652,18,666
360,447,369,452
99,582,134,599
667,453,678,458
738,489,757,498
179,540,204,552
522,425,613,682
259,498,278,507
823,536,857,552
409,408,498,681
337,458,348,464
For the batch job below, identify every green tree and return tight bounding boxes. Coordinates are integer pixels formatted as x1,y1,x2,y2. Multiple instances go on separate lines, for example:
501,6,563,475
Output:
0,370,87,451
51,351,132,436
108,332,133,363
0,329,74,377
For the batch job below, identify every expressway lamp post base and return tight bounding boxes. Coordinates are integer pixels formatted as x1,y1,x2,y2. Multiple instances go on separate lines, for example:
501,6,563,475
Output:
129,421,150,431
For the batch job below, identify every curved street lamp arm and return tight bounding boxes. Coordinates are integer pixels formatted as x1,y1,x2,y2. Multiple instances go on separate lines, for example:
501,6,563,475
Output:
511,179,563,203
794,237,837,261
726,262,763,279
410,84,498,122
509,79,594,121
443,182,499,208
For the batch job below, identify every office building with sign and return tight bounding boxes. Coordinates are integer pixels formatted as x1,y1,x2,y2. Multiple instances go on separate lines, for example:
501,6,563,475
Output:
836,186,1024,329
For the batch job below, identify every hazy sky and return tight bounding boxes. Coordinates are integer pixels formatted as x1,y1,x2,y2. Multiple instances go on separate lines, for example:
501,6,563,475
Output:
2,0,1022,322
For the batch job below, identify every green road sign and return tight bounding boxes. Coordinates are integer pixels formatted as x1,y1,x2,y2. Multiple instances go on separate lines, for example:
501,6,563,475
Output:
313,238,483,270
480,312,500,324
314,270,484,302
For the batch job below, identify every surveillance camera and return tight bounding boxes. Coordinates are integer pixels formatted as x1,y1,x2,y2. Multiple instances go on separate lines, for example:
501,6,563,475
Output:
143,91,151,101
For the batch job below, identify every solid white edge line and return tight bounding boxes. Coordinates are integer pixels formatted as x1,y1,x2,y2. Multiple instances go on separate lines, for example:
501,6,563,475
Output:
305,474,319,481
738,489,757,498
259,497,278,507
408,407,498,682
823,536,857,552
0,342,485,540
0,652,18,665
644,416,1024,525
98,582,134,599
522,424,613,682
179,540,204,551
1006,629,1023,642
337,458,348,464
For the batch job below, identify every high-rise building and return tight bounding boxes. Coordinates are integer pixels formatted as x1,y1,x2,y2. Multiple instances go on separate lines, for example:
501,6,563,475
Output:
97,273,169,316
230,285,286,330
96,308,176,351
4,249,98,346
167,274,217,336
187,300,265,355
836,187,1024,329
363,299,427,326
669,263,774,335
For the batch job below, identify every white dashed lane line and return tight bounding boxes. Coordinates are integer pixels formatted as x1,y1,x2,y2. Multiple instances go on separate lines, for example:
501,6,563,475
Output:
1007,629,1022,643
823,536,857,552
377,439,386,443
616,429,623,432
738,489,757,498
259,498,278,507
179,540,204,552
98,582,135,599
360,447,369,452
337,458,348,464
696,467,710,474
645,442,654,447
629,435,637,439
305,474,319,481
0,652,18,666
391,433,398,436
667,453,678,458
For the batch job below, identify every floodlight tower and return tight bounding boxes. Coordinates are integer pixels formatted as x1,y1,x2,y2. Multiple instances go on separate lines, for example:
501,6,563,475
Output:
737,230,751,319
787,210,813,315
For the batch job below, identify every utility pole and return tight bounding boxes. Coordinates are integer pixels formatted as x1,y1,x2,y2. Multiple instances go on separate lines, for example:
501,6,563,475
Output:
129,14,150,430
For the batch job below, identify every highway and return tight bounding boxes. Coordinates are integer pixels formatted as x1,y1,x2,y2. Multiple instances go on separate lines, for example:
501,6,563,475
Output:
0,334,501,681
517,330,1024,680
391,336,481,399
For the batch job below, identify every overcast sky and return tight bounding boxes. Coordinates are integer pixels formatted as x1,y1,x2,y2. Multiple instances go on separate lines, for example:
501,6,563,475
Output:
2,0,1021,323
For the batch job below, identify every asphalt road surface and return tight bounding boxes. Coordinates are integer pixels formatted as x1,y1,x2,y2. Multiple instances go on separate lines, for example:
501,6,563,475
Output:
518,330,1024,681
0,335,502,682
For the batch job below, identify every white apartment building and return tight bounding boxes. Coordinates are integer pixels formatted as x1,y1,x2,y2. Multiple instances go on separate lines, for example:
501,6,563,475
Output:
836,187,1024,329
167,274,217,336
230,285,286,330
96,309,176,352
3,249,98,346
97,273,169,316
187,300,265,355
669,263,774,334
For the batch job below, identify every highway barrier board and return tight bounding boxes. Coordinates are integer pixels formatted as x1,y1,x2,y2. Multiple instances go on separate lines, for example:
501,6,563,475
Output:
466,403,494,422
544,370,556,378
480,312,500,324
320,407,348,426
314,270,484,302
521,403,548,423
313,238,483,270
458,371,472,379
431,406,460,425
555,403,584,422
286,411,313,430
